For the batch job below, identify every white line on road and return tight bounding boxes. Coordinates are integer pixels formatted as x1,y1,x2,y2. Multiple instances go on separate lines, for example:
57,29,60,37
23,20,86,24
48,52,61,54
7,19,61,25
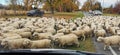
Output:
109,46,117,55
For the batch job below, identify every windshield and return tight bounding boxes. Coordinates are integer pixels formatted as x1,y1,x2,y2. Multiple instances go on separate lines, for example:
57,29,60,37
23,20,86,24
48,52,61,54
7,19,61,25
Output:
0,0,119,55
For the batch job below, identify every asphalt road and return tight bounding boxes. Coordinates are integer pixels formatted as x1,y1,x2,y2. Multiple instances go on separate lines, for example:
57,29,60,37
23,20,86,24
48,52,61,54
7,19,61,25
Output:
83,12,93,16
92,37,112,55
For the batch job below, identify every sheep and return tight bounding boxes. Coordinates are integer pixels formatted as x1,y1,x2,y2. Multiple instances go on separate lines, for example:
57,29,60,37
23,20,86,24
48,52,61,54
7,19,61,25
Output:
9,28,31,33
33,32,53,40
2,36,22,40
94,28,106,41
43,27,56,35
0,37,4,43
1,38,31,49
97,35,120,50
28,39,52,48
0,36,22,45
71,30,85,41
82,25,92,38
17,32,32,38
8,22,20,29
34,28,44,33
108,27,117,35
51,33,64,41
1,26,16,33
55,33,79,48
57,28,71,34
1,32,21,38
116,29,120,35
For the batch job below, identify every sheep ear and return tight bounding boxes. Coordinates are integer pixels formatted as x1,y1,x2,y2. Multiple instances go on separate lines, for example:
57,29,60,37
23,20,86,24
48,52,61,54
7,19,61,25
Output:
23,40,30,45
34,34,38,36
26,40,31,44
55,37,59,41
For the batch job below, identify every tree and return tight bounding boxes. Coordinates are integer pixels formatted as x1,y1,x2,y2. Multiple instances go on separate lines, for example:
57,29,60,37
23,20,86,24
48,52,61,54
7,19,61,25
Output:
81,0,102,11
23,0,34,10
113,1,120,14
46,0,55,14
81,0,91,11
103,5,113,13
92,2,102,11
43,0,80,13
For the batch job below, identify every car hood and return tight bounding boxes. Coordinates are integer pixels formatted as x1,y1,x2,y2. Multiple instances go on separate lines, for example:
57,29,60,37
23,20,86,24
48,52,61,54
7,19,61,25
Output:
0,49,104,55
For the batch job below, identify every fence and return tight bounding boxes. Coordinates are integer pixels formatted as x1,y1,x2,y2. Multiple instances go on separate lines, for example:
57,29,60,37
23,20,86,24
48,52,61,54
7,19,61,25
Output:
0,9,27,16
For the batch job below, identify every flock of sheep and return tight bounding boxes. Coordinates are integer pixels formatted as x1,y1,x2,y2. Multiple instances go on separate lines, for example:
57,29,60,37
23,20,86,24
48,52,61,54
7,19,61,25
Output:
0,16,119,50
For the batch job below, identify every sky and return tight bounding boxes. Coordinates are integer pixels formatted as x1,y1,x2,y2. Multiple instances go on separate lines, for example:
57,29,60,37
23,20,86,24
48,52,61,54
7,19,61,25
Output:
0,0,118,8
0,0,7,5
79,0,118,8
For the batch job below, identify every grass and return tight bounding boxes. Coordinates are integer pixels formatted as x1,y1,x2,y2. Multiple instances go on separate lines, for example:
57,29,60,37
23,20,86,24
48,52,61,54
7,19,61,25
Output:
67,38,96,52
71,12,84,21
44,12,84,19
54,38,96,52
0,12,84,19
103,13,120,16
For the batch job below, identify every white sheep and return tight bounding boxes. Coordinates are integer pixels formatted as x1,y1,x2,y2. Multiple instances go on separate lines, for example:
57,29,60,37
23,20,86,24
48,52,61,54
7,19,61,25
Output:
82,25,92,38
97,35,120,50
94,28,106,39
71,30,85,41
55,33,79,47
29,39,52,48
34,28,44,33
43,27,56,35
1,32,21,38
51,33,64,41
1,38,31,49
17,32,32,38
33,32,53,40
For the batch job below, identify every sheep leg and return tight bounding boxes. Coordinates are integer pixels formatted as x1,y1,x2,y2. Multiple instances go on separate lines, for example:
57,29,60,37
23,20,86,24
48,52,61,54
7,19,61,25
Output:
82,34,85,41
59,44,61,48
119,44,120,51
50,44,54,48
94,34,97,42
104,45,107,50
74,40,79,47
119,47,120,51
76,42,80,47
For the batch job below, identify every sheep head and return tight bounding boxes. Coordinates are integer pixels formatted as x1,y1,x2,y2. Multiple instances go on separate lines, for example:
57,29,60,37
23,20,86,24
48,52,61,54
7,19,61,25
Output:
97,37,104,42
23,39,31,47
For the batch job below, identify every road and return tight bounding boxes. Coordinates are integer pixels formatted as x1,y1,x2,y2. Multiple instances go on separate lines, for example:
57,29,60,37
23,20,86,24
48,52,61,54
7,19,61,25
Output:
92,37,113,55
83,12,93,16
92,37,120,55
